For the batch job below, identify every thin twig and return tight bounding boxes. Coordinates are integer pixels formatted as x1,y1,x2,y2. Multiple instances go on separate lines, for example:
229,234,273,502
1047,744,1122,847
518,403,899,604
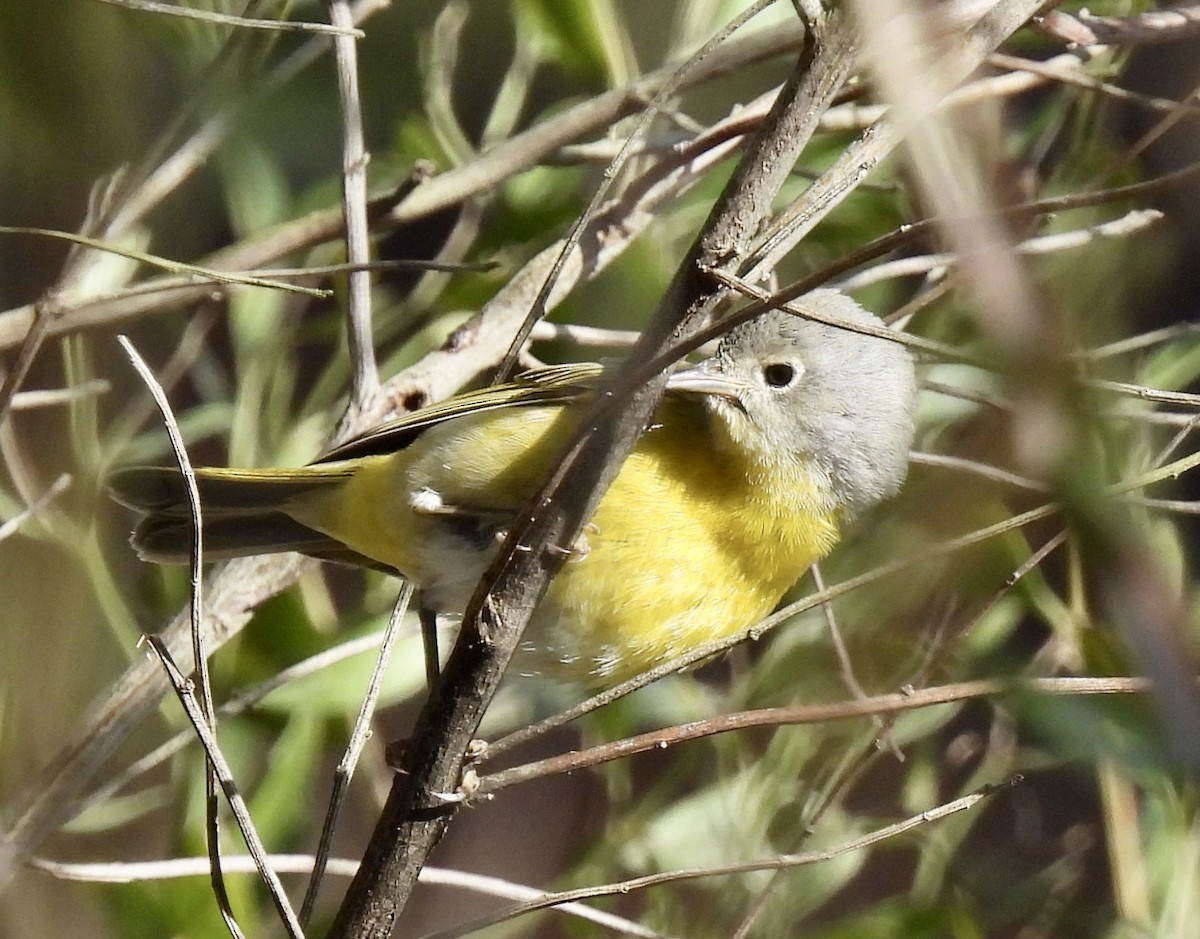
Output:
481,679,1149,794
326,0,379,415
117,336,242,937
910,450,1050,492
301,583,415,924
0,474,72,543
8,381,110,410
33,855,668,939
75,631,404,819
144,637,305,939
0,227,329,298
493,0,777,381
834,209,1163,291
1040,4,1200,45
423,779,1022,939
92,0,363,34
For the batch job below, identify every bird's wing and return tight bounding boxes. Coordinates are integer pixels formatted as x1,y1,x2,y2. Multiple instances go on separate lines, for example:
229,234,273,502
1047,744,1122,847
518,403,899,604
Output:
312,363,605,463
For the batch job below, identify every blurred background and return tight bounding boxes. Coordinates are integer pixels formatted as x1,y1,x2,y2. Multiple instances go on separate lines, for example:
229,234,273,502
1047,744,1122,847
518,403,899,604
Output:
3,1,1200,937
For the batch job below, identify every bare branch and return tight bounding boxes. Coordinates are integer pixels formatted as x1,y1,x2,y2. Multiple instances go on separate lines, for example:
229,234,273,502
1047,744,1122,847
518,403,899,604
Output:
91,0,363,35
327,18,858,935
325,0,380,415
480,679,1151,794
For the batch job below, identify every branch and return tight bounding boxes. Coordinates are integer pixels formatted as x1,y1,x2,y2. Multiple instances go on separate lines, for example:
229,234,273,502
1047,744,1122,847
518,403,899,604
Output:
327,13,856,938
0,19,806,351
325,0,379,415
479,677,1153,794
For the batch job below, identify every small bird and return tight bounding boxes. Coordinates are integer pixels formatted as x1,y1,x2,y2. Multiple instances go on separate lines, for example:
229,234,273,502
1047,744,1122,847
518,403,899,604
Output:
112,291,917,684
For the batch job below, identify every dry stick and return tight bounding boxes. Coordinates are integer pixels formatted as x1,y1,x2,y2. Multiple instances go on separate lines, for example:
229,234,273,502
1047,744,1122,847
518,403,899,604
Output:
745,0,1049,278
36,857,668,939
93,0,363,34
925,377,1200,435
0,20,807,351
78,632,396,818
481,678,1149,796
988,51,1200,115
100,0,388,243
493,0,776,382
835,208,1164,292
0,474,71,542
1080,323,1200,361
809,563,899,758
910,450,1050,492
326,17,857,939
1041,3,1200,45
705,266,970,362
0,227,329,299
8,381,109,409
300,583,415,925
326,0,379,416
144,638,305,939
421,779,1022,939
117,336,245,938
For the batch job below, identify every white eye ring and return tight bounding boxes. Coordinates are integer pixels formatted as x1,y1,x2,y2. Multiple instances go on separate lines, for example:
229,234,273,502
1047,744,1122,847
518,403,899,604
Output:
762,361,801,389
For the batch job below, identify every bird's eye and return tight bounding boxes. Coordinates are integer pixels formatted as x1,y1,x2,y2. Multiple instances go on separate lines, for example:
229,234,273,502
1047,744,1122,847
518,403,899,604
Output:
762,361,798,388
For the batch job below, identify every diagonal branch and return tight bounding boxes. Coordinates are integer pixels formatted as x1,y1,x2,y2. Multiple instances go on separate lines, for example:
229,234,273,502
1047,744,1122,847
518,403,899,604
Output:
327,13,856,938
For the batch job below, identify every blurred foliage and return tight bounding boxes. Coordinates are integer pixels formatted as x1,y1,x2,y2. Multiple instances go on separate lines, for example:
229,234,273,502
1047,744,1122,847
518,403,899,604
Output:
2,1,1200,938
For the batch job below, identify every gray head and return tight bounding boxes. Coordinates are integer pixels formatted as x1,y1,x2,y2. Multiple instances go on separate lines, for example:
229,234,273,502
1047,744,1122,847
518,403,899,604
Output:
670,290,917,517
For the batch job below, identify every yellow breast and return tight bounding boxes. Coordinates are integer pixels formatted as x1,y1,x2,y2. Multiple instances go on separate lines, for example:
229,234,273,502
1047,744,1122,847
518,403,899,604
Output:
533,400,841,682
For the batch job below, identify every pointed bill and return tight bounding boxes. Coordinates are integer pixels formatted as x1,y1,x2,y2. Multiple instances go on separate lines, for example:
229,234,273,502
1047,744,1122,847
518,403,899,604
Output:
666,361,748,402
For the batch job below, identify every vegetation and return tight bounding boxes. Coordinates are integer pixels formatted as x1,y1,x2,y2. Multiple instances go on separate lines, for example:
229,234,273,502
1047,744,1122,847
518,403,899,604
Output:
2,1,1199,937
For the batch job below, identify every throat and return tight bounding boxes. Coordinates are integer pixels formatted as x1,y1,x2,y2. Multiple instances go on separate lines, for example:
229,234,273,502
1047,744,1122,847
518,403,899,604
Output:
737,456,843,581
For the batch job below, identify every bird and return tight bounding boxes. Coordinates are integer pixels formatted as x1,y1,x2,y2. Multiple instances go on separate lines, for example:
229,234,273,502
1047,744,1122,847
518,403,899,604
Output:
111,290,917,685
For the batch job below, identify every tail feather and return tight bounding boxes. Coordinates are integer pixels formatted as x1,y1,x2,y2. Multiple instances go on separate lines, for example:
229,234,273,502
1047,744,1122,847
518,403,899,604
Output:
111,465,356,565
110,466,351,515
132,512,341,563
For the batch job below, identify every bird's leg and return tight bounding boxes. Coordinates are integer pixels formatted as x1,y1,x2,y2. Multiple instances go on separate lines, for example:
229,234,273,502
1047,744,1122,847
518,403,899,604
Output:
429,738,490,805
418,605,441,693
544,522,597,563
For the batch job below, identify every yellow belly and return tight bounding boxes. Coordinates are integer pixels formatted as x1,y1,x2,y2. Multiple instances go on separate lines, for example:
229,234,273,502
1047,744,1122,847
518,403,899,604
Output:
290,399,841,683
532,415,841,682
